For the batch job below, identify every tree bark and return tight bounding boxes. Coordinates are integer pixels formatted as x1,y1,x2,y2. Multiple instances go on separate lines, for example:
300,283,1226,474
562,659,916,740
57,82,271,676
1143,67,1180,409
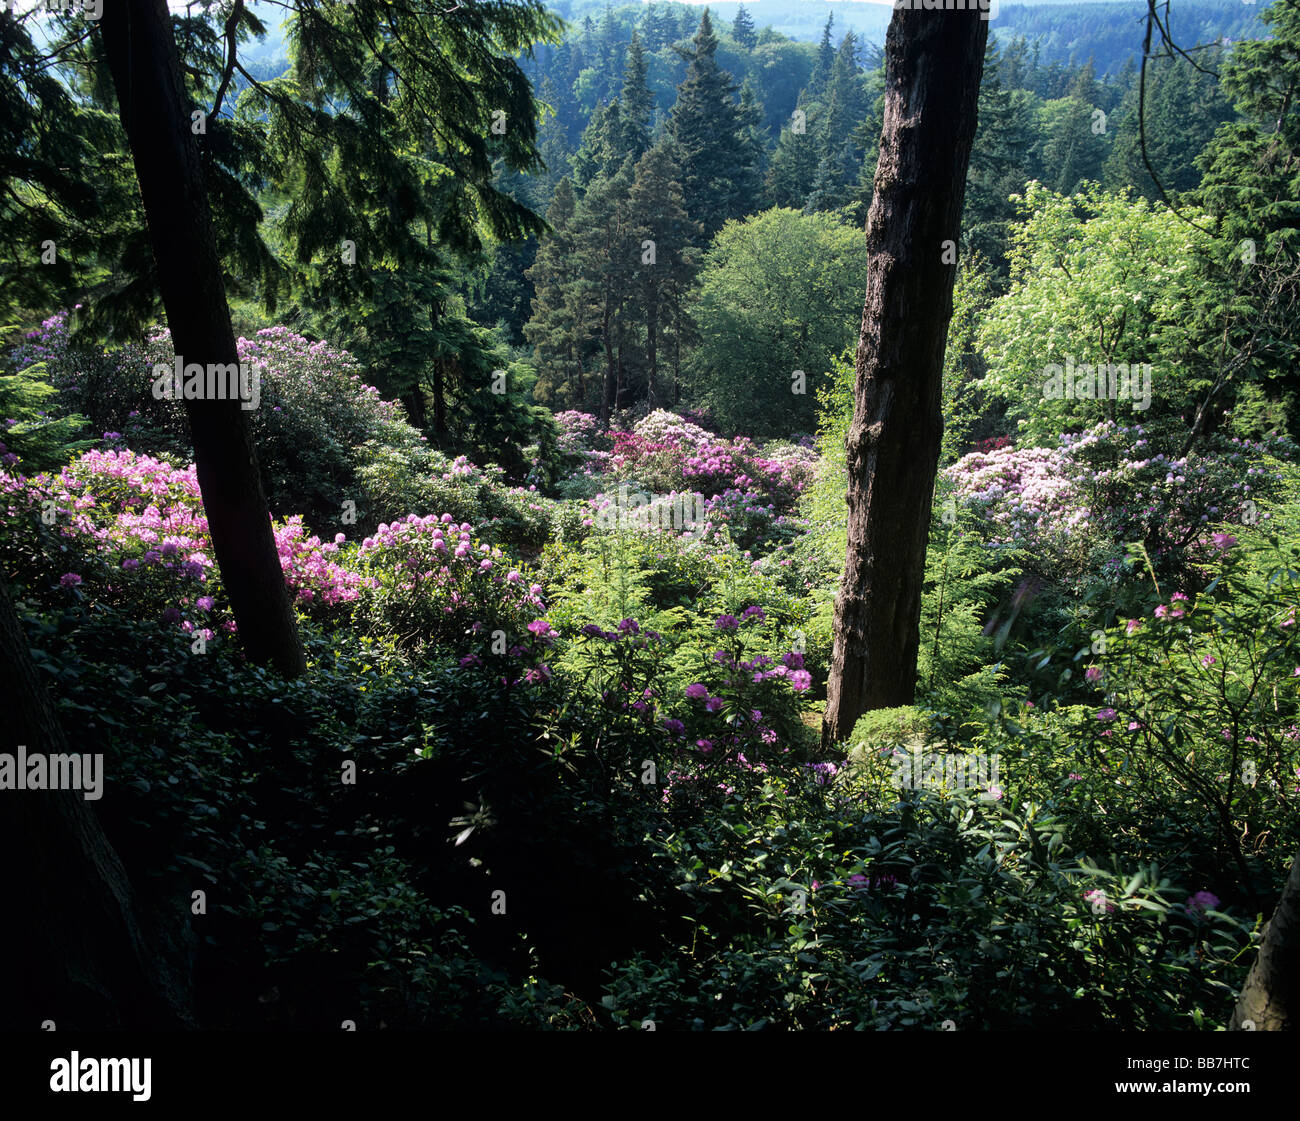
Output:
0,582,193,1028
822,9,987,747
99,0,305,677
1231,848,1300,1030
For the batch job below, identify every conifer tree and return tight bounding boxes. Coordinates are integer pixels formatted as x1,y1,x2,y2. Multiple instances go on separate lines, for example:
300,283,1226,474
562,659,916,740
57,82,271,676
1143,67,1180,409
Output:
668,12,754,240
620,31,654,164
765,110,821,209
963,40,1037,280
732,5,758,51
571,158,638,419
627,144,700,406
806,14,836,100
525,180,588,407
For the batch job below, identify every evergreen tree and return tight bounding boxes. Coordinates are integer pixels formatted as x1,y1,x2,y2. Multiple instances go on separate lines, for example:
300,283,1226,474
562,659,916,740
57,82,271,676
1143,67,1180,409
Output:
526,180,589,407
1104,49,1233,202
571,158,638,419
641,5,670,52
736,77,768,209
805,33,872,213
572,100,626,193
962,40,1038,281
805,139,859,215
733,5,758,51
807,14,836,100
847,56,889,225
619,31,654,163
627,144,701,407
765,110,821,210
820,32,870,148
1039,86,1108,195
668,12,754,240
1194,0,1300,438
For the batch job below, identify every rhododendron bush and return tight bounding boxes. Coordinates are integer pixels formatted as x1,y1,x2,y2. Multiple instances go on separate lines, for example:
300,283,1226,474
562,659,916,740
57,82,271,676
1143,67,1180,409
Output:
944,422,1291,585
0,448,546,652
9,316,436,537
354,513,546,653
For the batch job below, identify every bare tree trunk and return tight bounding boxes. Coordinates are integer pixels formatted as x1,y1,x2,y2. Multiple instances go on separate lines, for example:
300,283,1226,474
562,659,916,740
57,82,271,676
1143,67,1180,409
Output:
600,300,616,423
1232,849,1300,1030
0,582,193,1028
646,305,659,408
822,9,987,747
99,0,305,677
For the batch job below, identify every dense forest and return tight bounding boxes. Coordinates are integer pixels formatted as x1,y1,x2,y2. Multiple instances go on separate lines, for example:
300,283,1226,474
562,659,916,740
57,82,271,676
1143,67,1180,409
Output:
2,0,1299,1062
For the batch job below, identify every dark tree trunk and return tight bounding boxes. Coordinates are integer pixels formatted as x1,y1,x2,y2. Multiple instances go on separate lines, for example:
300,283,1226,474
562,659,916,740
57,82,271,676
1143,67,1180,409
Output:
822,9,987,747
404,380,429,431
1232,849,1300,1030
431,367,445,436
0,583,193,1028
646,297,659,408
99,0,304,677
600,299,616,423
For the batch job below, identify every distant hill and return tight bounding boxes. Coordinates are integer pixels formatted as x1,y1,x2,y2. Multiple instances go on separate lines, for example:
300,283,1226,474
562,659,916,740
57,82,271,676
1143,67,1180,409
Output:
232,0,1268,83
552,0,1265,75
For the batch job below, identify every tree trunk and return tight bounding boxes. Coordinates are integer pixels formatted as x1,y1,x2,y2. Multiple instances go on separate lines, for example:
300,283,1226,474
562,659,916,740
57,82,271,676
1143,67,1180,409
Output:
430,361,446,438
0,582,193,1028
600,297,617,423
646,305,659,408
822,9,987,747
1231,848,1300,1030
99,0,305,677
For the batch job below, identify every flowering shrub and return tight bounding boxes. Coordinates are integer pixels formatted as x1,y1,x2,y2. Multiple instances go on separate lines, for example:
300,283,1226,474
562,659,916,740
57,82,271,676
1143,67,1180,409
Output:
682,437,811,511
657,607,814,807
0,448,550,655
601,772,1254,1029
945,422,1292,586
608,430,689,493
10,315,434,537
353,513,547,653
944,443,1080,553
1,448,223,634
632,409,712,451
698,488,807,554
566,617,671,736
553,410,605,457
0,447,379,634
1066,423,1290,576
1073,532,1300,871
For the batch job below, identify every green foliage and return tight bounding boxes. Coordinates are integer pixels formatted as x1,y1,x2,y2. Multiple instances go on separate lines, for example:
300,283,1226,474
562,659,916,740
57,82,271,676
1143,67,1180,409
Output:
601,773,1256,1029
687,207,867,435
976,182,1212,444
0,343,90,473
1079,530,1300,881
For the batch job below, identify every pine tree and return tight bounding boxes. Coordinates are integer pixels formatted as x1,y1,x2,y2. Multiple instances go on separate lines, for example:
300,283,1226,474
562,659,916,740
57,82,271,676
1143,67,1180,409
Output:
620,31,654,164
807,15,836,100
571,158,638,419
668,11,754,240
733,5,758,51
962,39,1037,280
525,180,588,407
627,144,701,407
765,110,821,210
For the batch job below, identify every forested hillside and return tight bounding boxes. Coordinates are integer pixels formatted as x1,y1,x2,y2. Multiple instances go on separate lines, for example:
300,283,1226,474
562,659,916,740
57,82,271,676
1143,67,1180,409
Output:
2,0,1299,1065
